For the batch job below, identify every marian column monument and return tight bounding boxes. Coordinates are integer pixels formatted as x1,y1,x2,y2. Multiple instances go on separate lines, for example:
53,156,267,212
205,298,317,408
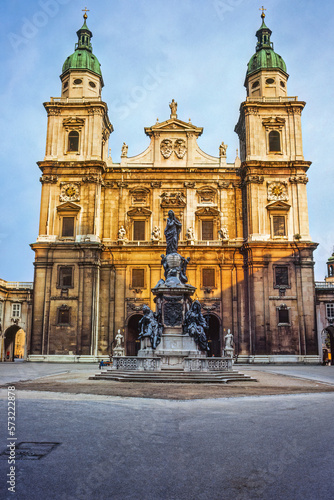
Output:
111,210,233,374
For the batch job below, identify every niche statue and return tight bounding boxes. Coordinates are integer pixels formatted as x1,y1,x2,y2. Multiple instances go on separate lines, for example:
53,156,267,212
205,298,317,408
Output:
138,304,162,350
184,300,209,352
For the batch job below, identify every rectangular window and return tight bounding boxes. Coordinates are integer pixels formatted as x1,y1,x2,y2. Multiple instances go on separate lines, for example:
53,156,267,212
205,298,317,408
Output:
62,217,75,237
326,303,334,319
273,216,286,237
132,269,145,288
202,220,214,240
202,268,215,288
58,307,70,325
59,267,73,288
133,220,145,241
275,266,289,287
12,303,21,318
278,308,289,324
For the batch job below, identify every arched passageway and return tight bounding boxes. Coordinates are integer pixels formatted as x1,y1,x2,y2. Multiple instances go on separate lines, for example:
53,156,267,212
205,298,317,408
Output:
4,325,25,362
205,314,221,357
126,314,142,356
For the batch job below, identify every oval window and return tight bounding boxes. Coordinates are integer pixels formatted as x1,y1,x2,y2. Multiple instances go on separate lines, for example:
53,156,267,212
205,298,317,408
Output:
63,81,68,89
89,81,96,88
266,78,275,85
252,80,260,89
73,78,82,85
280,81,286,88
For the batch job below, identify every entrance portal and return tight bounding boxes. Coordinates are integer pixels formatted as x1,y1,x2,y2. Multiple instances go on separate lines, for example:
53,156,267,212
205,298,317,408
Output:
4,325,25,362
205,314,221,357
126,314,142,356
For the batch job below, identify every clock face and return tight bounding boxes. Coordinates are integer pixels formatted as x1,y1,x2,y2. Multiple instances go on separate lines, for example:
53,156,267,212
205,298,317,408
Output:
272,186,283,197
65,186,76,197
268,183,287,201
60,183,80,202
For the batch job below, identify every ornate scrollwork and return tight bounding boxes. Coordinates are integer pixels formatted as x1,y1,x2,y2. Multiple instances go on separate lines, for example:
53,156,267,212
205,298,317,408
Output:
160,139,187,159
289,175,308,184
40,175,58,184
160,139,173,159
174,139,187,159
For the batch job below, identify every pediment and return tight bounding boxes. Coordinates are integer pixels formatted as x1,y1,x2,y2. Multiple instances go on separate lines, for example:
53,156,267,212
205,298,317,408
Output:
195,207,221,216
262,117,285,129
266,201,291,211
57,201,81,212
145,118,203,138
63,117,85,130
127,207,152,217
129,186,150,194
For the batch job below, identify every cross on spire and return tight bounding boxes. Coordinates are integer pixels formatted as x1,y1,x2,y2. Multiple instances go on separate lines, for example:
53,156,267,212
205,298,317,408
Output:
82,7,90,20
259,6,266,19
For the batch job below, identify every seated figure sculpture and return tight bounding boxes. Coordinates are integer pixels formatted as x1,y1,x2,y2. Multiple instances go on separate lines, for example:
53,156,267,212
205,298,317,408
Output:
184,300,209,352
138,304,162,350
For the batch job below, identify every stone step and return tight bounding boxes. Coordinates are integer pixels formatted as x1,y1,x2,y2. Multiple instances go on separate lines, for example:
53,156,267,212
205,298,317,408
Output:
90,370,256,384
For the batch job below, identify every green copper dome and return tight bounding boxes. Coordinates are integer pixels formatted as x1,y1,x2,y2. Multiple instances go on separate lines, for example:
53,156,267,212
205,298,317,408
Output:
246,15,287,77
61,16,102,77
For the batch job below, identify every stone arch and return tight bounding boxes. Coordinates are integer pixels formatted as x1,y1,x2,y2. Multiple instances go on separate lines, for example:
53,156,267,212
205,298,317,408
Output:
204,313,221,357
126,313,143,356
4,325,25,362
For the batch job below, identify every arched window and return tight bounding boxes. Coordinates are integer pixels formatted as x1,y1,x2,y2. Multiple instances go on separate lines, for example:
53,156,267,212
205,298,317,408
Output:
329,265,333,277
269,130,281,152
68,131,79,152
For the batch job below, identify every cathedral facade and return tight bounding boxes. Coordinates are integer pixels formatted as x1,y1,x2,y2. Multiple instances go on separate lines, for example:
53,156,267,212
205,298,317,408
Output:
28,13,319,362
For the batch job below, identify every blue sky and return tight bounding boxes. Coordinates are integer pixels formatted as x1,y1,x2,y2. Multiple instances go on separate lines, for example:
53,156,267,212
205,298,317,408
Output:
1,0,333,281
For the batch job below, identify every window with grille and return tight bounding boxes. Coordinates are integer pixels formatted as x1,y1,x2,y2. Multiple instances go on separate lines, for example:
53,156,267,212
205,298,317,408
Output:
278,305,289,324
133,220,146,241
269,130,281,152
57,306,70,325
62,217,75,237
202,268,215,288
273,216,286,237
275,266,289,287
58,267,73,288
326,303,334,319
202,220,214,240
132,269,145,288
12,303,21,318
68,131,79,152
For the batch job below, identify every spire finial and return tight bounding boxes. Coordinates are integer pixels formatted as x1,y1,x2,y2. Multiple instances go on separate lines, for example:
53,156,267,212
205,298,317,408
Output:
82,7,89,20
259,6,266,20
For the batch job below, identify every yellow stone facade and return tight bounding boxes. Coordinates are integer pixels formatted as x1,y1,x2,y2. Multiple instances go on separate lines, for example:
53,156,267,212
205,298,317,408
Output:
28,16,319,362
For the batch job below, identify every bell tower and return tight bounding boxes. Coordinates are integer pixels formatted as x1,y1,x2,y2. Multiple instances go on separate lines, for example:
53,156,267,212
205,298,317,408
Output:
30,13,113,359
234,11,318,359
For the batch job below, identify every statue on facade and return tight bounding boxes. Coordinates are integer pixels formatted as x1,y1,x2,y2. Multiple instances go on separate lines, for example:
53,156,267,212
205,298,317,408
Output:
218,226,229,241
184,300,209,352
164,210,182,255
138,304,162,350
151,226,161,242
219,141,228,157
118,226,127,241
169,99,177,117
121,142,128,157
186,227,195,242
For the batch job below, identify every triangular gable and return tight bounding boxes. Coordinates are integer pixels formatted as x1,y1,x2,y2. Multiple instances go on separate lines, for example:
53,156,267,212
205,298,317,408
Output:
195,207,221,216
145,118,203,138
57,202,81,213
266,201,291,211
127,207,152,217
